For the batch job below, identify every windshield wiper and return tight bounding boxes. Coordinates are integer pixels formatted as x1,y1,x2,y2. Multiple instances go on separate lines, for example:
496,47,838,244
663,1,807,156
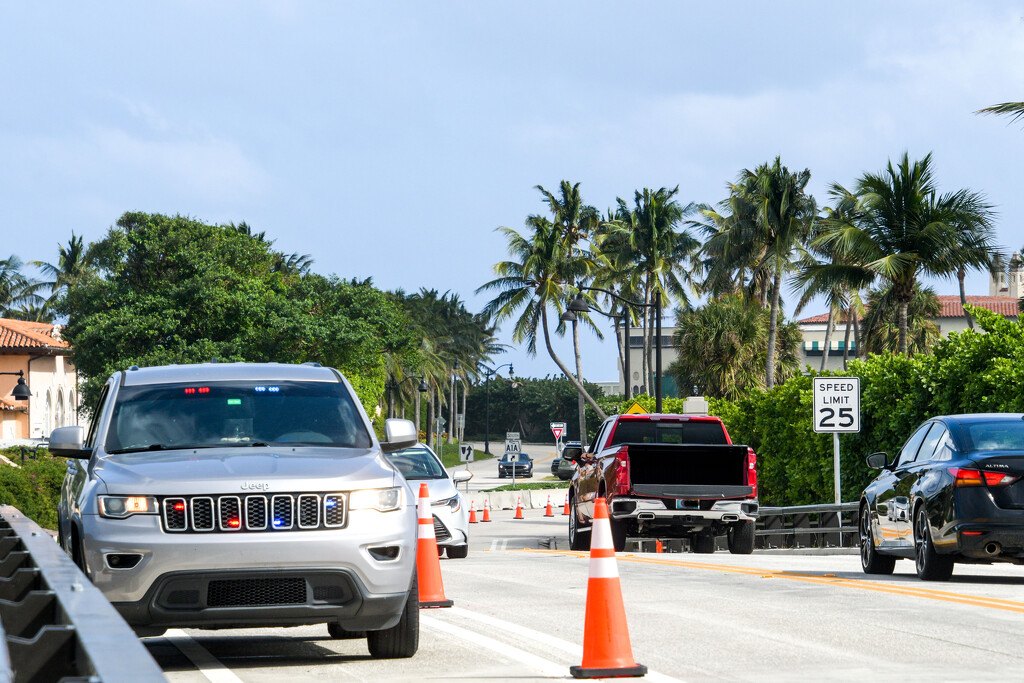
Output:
107,444,219,454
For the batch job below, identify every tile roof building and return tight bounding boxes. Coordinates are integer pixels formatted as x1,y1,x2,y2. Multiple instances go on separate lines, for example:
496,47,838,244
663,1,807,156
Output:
0,318,79,443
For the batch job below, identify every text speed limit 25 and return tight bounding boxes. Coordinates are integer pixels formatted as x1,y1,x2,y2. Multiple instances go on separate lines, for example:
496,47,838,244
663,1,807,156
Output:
812,377,860,433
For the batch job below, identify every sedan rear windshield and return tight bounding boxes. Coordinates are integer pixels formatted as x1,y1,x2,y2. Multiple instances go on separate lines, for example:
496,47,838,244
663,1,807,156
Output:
387,447,447,479
609,420,727,446
963,420,1024,452
105,381,371,453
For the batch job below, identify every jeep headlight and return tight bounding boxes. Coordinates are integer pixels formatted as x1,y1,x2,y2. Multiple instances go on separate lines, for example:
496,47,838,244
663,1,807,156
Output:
433,495,461,512
98,496,158,518
349,487,403,512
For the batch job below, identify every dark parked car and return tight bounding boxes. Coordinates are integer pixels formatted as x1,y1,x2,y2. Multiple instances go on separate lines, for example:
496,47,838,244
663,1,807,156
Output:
498,452,533,478
860,413,1024,581
552,442,582,480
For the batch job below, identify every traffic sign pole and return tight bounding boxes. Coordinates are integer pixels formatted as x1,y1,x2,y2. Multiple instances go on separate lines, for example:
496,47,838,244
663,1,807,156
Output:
833,433,841,505
813,377,860,505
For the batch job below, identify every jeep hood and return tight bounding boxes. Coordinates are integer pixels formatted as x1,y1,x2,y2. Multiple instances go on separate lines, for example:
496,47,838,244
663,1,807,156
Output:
93,447,398,495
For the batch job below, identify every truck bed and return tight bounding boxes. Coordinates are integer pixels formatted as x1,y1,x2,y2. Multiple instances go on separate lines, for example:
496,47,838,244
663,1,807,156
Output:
625,443,751,499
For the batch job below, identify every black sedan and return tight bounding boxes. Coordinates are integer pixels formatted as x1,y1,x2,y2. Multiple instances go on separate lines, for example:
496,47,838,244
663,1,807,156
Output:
498,452,533,478
860,413,1024,581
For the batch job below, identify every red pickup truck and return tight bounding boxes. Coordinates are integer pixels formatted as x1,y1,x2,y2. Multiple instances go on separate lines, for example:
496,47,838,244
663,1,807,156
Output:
564,412,758,553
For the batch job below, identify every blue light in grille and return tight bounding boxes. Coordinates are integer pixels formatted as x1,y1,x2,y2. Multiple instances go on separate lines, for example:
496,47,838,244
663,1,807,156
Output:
326,499,336,508
274,518,284,527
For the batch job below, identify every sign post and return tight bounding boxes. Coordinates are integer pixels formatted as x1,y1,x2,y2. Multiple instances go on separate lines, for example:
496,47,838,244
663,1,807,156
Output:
505,432,521,488
813,377,861,504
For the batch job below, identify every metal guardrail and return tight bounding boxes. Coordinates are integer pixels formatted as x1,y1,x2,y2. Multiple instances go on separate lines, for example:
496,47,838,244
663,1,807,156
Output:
756,502,860,549
0,505,166,682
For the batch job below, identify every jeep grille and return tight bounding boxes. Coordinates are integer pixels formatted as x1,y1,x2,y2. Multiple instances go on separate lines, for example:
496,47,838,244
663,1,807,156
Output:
161,494,347,532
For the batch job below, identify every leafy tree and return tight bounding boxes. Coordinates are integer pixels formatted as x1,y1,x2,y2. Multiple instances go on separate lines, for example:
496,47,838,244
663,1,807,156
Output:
668,295,801,400
859,283,941,356
59,212,406,415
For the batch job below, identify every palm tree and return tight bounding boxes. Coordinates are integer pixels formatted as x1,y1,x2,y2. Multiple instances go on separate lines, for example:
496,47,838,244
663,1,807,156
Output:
478,216,607,421
812,152,997,354
31,232,95,314
699,158,816,388
860,284,942,356
600,187,700,394
0,255,44,317
976,102,1024,124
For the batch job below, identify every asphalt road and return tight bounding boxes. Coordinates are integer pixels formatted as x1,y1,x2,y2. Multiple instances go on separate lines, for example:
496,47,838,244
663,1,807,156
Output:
147,499,1024,682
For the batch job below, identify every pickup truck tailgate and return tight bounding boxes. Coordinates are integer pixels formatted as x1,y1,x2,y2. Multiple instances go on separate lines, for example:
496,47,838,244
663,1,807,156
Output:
626,443,751,498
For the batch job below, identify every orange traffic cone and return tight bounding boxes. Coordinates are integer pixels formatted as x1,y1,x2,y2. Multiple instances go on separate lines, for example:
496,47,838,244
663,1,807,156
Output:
563,494,570,516
570,498,646,679
481,500,492,522
469,501,478,524
416,482,453,608
513,495,524,520
655,540,663,553
544,495,554,517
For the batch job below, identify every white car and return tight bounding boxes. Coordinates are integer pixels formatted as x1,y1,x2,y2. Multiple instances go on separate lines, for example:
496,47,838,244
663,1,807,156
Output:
386,444,471,558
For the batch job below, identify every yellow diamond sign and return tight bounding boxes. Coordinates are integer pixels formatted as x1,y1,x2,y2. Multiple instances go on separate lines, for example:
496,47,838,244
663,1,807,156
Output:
623,400,648,415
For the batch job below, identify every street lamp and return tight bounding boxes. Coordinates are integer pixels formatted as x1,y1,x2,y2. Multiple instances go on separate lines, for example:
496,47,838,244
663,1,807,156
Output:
386,375,429,419
1,371,31,401
479,362,513,454
563,286,663,412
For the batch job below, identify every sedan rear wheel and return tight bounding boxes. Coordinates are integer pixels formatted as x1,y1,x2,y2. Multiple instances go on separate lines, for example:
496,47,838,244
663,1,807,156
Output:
914,506,954,581
860,504,895,575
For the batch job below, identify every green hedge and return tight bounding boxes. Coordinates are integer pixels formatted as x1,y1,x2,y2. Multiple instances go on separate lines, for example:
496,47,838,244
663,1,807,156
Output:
0,450,65,530
614,306,1024,507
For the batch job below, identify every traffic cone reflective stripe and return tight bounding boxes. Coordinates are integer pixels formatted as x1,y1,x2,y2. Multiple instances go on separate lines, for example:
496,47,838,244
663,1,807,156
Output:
570,497,646,679
562,494,570,515
415,482,453,608
544,495,554,517
481,500,492,522
468,501,478,524
513,496,524,519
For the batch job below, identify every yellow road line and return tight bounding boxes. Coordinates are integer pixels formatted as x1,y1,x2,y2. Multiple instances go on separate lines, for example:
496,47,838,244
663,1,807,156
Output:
511,548,1024,614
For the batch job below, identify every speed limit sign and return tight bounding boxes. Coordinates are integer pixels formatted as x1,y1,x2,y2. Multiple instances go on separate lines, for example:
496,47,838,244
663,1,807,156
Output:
813,377,860,433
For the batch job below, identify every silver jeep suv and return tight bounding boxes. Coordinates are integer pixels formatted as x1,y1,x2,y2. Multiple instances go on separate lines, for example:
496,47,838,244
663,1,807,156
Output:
50,362,421,658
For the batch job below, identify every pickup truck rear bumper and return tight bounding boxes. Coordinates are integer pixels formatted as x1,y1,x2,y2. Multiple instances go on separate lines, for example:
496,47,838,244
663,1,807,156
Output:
609,497,759,527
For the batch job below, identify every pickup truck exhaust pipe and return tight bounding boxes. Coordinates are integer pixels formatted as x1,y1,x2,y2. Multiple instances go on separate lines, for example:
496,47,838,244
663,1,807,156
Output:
984,542,1002,557
720,514,739,522
637,512,656,521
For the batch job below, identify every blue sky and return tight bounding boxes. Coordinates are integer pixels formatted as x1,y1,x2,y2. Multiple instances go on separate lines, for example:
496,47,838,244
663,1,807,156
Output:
2,2,1023,382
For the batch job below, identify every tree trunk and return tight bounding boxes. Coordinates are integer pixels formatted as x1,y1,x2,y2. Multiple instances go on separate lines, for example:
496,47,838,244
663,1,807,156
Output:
959,268,973,330
540,305,608,420
841,308,852,371
765,267,782,389
853,312,861,360
414,389,421,437
447,372,455,445
820,307,834,373
898,299,909,355
572,316,588,449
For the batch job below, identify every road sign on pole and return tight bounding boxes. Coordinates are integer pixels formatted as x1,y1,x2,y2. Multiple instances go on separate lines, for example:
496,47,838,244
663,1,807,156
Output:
813,377,861,505
550,421,566,441
459,444,474,463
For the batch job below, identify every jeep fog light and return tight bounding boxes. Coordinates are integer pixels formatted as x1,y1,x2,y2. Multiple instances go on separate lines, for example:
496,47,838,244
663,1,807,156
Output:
349,487,403,512
98,496,158,518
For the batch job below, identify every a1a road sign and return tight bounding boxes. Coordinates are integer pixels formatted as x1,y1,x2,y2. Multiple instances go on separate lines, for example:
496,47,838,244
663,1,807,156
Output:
812,377,861,433
459,444,474,462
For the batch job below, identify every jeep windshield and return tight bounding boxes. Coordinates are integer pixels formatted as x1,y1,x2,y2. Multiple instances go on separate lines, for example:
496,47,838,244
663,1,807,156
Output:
105,380,372,453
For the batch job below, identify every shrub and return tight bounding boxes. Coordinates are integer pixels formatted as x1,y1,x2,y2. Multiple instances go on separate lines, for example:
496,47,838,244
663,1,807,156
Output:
0,450,65,530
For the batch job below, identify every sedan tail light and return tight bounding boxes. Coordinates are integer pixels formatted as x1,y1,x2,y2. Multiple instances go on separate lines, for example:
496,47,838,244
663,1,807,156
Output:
950,467,1020,487
615,446,630,496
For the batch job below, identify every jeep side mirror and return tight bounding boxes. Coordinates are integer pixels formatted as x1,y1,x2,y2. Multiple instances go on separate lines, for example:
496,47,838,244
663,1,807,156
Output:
865,452,889,470
49,426,90,459
380,418,417,453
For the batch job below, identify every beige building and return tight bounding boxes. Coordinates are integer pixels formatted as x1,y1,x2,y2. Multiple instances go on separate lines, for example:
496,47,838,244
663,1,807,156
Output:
0,319,79,444
798,258,1023,372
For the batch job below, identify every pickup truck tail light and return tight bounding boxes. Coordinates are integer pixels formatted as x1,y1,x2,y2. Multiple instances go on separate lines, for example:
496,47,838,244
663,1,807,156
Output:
615,446,630,496
746,447,758,498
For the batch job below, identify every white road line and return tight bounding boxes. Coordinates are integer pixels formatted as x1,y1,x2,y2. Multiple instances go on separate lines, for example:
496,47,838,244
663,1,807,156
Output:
489,538,509,551
164,629,244,683
420,614,567,678
436,607,684,682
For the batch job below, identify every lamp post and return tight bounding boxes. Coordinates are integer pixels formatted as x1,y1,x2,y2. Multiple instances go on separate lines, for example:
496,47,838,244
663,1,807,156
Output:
385,375,429,420
564,287,663,413
479,362,513,455
1,371,31,401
